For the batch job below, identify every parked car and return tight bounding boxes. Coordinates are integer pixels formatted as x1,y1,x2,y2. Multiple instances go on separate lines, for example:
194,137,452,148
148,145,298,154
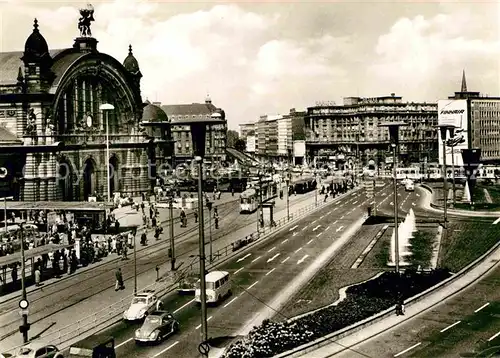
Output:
135,311,179,344
123,290,158,321
3,343,62,358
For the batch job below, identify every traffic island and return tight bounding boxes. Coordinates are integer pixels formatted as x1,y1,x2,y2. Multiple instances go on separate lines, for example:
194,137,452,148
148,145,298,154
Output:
221,269,451,358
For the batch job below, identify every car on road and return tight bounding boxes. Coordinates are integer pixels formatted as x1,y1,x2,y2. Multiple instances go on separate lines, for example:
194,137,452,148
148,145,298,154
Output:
405,180,415,191
123,290,158,321
195,270,231,304
2,343,62,358
134,311,179,344
68,334,115,358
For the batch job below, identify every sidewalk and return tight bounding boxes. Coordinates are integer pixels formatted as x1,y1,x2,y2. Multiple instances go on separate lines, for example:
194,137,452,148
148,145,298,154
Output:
301,239,500,357
0,192,238,302
0,188,327,352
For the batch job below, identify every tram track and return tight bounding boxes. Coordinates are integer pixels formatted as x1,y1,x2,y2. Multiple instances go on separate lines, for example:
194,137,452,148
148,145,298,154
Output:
0,193,316,340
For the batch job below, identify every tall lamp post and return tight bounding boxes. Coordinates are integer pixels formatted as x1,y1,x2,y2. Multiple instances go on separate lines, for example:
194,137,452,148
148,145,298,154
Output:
285,176,290,221
446,128,465,208
99,103,115,203
381,122,404,274
18,222,29,343
188,116,224,347
168,193,176,271
437,124,455,228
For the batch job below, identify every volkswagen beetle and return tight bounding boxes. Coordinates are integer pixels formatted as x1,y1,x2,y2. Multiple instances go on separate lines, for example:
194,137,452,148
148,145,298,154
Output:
134,311,179,344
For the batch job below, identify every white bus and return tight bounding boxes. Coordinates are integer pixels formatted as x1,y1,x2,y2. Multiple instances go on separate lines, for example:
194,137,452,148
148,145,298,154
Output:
195,271,231,304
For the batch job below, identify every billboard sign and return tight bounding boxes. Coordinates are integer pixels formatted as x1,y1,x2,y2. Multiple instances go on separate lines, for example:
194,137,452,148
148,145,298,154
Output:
438,99,468,166
293,140,306,157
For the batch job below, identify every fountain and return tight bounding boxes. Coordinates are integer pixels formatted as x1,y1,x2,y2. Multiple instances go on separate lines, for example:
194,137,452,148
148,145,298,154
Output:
463,181,471,203
388,212,414,267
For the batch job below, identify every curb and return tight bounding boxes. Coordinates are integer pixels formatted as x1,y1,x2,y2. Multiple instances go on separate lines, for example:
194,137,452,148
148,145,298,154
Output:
420,184,500,217
272,220,500,358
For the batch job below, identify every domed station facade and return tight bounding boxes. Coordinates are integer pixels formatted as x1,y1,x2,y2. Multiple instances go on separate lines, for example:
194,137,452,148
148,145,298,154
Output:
0,11,169,201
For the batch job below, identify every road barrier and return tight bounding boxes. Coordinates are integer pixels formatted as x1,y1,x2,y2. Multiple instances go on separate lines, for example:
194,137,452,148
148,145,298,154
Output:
272,216,500,357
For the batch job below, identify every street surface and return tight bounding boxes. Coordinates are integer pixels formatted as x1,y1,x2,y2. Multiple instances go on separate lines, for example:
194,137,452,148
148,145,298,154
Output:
0,188,323,351
324,259,500,358
108,186,392,358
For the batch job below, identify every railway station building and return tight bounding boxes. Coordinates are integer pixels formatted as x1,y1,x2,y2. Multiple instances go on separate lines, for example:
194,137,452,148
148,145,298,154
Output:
0,17,165,201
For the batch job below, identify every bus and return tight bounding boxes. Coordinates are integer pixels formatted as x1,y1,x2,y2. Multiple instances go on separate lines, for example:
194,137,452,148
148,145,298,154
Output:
195,271,231,304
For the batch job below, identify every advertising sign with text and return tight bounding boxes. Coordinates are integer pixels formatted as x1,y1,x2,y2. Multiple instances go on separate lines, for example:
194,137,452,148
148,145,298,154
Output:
438,99,468,166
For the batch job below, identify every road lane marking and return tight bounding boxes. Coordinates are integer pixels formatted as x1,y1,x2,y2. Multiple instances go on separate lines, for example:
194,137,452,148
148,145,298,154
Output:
440,321,461,333
475,302,490,312
267,253,280,263
195,316,214,330
412,202,416,206
339,215,344,219
282,256,290,264
282,239,288,244
234,267,244,275
302,226,308,231
266,268,276,276
152,341,179,357
295,247,302,254
237,253,251,263
332,208,337,211
251,256,261,263
292,232,298,236
307,239,313,245
316,232,322,237
488,330,500,341
327,211,332,215
336,226,344,232
248,281,259,290
394,342,421,357
312,225,321,231
268,246,276,253
493,218,500,225
311,220,317,224
352,200,358,205
173,299,195,314
326,225,330,231
289,225,298,231
224,297,238,308
116,338,133,348
390,202,394,206
297,254,309,264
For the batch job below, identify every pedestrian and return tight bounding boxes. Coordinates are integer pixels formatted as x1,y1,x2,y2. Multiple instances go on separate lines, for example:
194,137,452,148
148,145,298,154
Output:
215,216,219,229
194,211,198,223
115,268,124,291
140,232,147,246
34,268,41,287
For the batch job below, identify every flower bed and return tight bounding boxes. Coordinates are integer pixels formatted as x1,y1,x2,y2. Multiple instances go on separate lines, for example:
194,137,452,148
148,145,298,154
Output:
222,269,451,358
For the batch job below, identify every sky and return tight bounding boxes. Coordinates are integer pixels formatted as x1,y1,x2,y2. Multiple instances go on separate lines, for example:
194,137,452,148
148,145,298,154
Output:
1,0,500,130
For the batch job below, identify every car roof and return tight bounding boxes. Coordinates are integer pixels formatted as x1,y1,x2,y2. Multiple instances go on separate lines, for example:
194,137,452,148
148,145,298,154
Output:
19,342,53,350
70,334,113,349
205,270,229,282
135,292,155,298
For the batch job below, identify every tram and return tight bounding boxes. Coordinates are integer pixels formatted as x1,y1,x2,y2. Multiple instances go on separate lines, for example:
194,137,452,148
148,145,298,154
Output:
240,180,278,213
292,177,316,194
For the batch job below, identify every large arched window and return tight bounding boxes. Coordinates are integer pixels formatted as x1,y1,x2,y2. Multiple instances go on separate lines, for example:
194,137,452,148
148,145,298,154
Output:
56,75,128,135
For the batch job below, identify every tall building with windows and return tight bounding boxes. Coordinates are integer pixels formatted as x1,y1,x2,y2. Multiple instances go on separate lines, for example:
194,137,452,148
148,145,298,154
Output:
0,16,160,201
442,70,500,164
304,94,438,169
160,96,227,165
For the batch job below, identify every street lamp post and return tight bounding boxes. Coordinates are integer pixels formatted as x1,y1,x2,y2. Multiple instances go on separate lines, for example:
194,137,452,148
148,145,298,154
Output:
188,117,224,347
314,170,318,207
438,125,455,229
285,177,290,221
381,122,404,274
133,227,137,295
99,103,115,203
19,222,29,342
169,196,176,271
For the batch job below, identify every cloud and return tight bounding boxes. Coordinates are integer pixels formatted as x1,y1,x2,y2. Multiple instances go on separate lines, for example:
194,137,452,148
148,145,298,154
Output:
367,12,500,100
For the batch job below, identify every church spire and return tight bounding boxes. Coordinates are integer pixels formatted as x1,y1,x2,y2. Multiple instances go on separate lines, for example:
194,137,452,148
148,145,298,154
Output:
461,69,467,92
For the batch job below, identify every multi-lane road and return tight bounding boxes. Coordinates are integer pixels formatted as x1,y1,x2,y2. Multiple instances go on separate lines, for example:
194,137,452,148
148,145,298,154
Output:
0,190,318,351
105,184,407,358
